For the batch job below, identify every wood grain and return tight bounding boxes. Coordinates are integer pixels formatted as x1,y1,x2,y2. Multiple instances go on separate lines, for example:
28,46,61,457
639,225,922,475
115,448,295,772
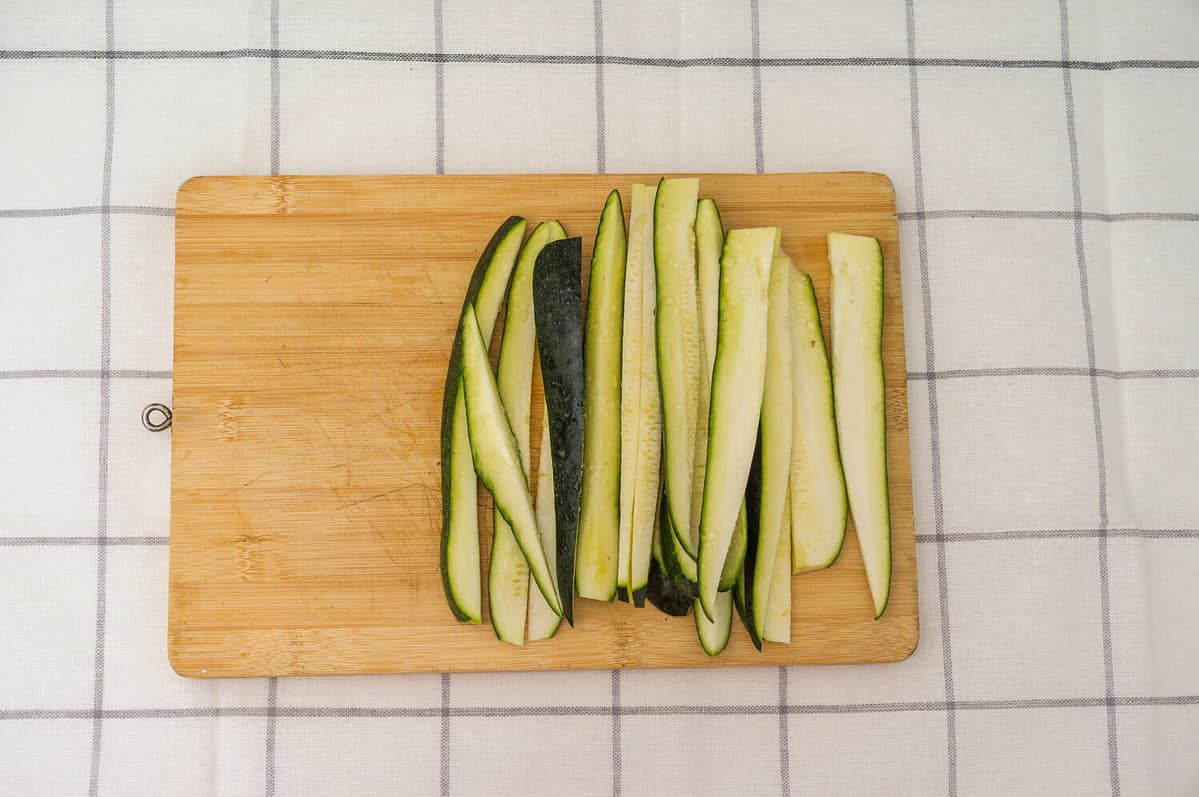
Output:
170,173,916,677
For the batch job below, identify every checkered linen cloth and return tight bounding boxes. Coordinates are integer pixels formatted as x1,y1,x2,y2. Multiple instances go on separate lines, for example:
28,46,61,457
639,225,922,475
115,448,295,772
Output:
3,1,1198,795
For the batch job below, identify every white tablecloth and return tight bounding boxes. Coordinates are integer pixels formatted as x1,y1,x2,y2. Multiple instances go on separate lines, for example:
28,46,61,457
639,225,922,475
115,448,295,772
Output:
3,1,1198,795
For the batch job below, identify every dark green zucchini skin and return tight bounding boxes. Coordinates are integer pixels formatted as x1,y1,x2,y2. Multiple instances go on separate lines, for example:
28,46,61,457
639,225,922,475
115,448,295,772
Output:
534,237,585,626
659,509,699,599
646,558,693,617
733,440,764,650
631,584,647,608
439,215,525,621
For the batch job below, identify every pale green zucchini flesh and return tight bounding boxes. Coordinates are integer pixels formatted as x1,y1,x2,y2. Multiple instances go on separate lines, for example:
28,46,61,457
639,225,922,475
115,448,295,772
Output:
618,183,664,601
696,227,776,621
577,191,627,601
440,217,527,623
460,305,563,618
789,267,848,573
761,490,793,643
751,252,794,634
828,232,891,619
695,590,734,656
653,178,702,556
719,502,747,592
527,403,562,640
488,221,566,644
687,197,725,558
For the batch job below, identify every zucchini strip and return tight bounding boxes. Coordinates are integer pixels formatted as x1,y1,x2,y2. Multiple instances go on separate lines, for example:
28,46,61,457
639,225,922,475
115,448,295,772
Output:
751,252,794,634
460,305,562,617
719,503,747,592
734,442,764,650
440,217,527,623
534,237,586,626
694,198,747,593
696,227,776,620
829,232,891,618
789,267,848,572
653,178,702,554
488,221,566,644
761,490,793,644
618,183,664,602
577,191,627,601
527,401,562,640
687,198,724,555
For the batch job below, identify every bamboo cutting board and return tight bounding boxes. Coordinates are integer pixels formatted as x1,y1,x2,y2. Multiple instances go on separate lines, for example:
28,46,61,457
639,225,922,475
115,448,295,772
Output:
170,173,915,677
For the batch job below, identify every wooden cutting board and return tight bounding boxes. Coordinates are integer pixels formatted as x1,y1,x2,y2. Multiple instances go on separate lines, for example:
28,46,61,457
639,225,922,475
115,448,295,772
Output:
169,173,915,677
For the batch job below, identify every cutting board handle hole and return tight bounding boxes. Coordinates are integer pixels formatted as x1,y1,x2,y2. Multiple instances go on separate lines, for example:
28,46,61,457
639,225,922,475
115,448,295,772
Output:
142,403,173,432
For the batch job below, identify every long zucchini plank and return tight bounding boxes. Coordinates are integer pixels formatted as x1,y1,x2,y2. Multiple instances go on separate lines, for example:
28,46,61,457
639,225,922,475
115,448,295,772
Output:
653,178,702,553
617,183,663,603
751,252,794,634
696,227,776,620
534,237,586,626
460,305,562,617
829,232,892,618
440,217,527,623
695,196,738,658
734,443,764,650
489,221,566,644
762,490,793,643
686,198,724,556
695,198,748,592
577,191,627,601
789,267,848,572
527,402,561,640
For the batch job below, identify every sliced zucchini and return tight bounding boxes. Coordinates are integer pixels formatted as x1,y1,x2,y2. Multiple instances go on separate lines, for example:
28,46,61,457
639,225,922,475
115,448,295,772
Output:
577,191,627,602
646,561,693,617
751,252,794,634
440,216,527,623
694,199,747,594
719,503,747,592
527,402,562,640
460,305,562,617
695,590,734,656
489,221,566,645
659,506,698,597
618,183,663,602
687,198,724,555
789,267,848,572
695,199,724,382
734,443,764,650
645,507,695,617
534,237,586,626
829,232,891,618
761,490,793,644
653,177,702,554
696,227,776,621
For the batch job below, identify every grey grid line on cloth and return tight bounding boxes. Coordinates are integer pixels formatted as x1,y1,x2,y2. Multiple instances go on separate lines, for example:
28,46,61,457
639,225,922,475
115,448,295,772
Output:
2,0,1199,795
903,2,958,791
3,49,1199,70
2,693,1198,728
88,1,117,794
264,5,282,795
3,694,1199,723
1058,3,1117,788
